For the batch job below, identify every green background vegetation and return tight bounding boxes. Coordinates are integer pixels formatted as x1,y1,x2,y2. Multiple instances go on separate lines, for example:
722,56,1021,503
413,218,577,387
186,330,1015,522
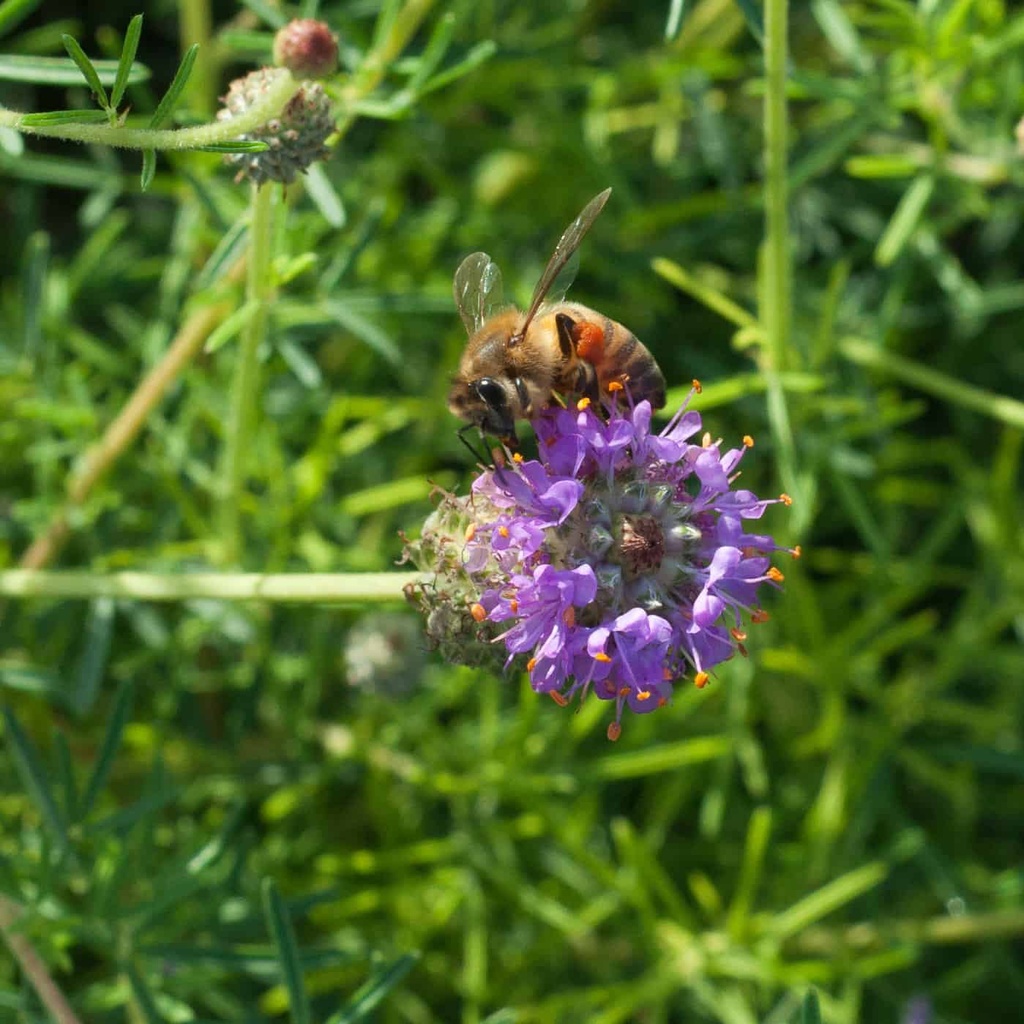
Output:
2,0,1023,1021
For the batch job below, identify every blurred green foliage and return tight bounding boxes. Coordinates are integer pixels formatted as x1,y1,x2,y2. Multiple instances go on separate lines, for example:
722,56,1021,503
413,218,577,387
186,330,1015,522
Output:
2,0,1024,1021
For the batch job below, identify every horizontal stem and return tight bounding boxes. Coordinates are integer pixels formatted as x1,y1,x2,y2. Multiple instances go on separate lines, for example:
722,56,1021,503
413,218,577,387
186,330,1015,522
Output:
0,570,426,604
0,69,296,150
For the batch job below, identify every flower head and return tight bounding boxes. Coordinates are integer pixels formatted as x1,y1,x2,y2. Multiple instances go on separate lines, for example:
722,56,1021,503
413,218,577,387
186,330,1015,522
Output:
404,386,793,738
217,68,334,185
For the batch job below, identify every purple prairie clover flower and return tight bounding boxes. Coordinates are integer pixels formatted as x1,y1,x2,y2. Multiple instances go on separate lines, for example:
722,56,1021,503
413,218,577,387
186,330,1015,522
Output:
403,383,797,739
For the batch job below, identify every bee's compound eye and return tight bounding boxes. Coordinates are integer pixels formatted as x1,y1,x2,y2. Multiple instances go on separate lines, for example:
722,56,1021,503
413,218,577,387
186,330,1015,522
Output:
474,378,505,409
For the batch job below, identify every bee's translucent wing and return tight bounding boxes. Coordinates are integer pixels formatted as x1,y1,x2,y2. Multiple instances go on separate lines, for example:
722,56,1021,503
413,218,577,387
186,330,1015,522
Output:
453,252,504,335
516,188,612,341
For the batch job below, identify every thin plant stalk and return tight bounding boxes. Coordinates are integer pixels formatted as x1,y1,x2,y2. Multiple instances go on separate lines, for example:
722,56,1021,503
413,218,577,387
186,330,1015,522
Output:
762,0,791,374
761,0,801,509
0,570,425,603
0,895,84,1024
218,181,276,563
179,0,216,116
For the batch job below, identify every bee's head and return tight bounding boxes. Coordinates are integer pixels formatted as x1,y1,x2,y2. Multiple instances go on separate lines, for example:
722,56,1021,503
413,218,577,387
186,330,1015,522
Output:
448,376,519,446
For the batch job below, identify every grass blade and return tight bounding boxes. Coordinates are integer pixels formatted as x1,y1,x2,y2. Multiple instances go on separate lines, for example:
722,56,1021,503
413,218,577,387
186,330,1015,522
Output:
140,148,156,191
2,705,72,861
665,0,687,41
734,0,765,43
148,43,198,128
799,989,822,1024
326,953,419,1024
110,13,143,108
195,140,268,153
19,109,111,126
69,597,115,717
61,33,108,106
0,54,151,86
124,962,165,1023
79,680,133,820
0,0,42,38
875,175,935,267
262,878,311,1024
768,861,889,940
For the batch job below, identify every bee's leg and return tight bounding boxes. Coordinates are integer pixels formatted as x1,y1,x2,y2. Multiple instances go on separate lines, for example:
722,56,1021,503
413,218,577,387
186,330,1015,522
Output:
457,424,494,467
574,361,601,405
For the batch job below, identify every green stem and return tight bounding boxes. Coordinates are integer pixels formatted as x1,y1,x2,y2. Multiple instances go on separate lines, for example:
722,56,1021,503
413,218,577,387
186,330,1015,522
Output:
334,0,439,138
0,896,83,1024
763,0,791,373
0,69,295,149
839,336,1024,429
180,0,215,116
762,0,800,508
219,182,276,563
0,571,425,603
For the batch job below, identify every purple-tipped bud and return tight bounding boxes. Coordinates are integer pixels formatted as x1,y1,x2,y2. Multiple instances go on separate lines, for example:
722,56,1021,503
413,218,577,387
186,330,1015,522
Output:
273,18,339,80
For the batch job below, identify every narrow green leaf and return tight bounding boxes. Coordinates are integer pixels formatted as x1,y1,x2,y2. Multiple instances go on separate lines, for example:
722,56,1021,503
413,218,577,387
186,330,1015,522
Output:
733,0,765,42
54,731,78,823
420,41,497,96
194,215,249,290
148,43,198,128
79,679,133,820
86,785,180,837
326,953,419,1024
263,878,311,1024
811,0,870,70
139,943,357,975
194,139,269,153
140,148,156,191
769,861,889,940
593,736,732,780
0,664,63,700
2,705,72,860
875,175,935,267
0,0,42,38
405,11,457,94
124,962,165,1023
303,164,345,228
321,299,402,368
799,989,822,1024
204,301,260,354
0,54,151,86
339,474,446,517
69,597,115,717
19,109,111,126
110,14,143,108
61,33,109,106
665,0,687,40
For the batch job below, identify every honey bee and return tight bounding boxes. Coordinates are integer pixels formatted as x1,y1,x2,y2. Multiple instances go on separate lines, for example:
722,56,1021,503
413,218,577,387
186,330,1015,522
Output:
447,188,666,447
